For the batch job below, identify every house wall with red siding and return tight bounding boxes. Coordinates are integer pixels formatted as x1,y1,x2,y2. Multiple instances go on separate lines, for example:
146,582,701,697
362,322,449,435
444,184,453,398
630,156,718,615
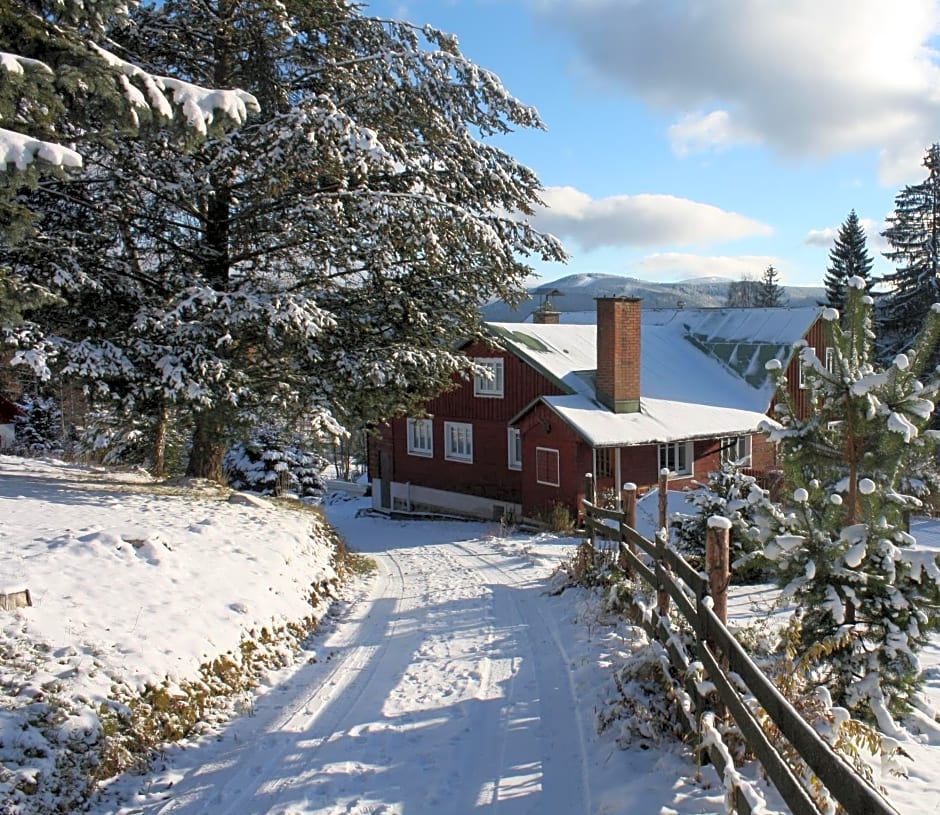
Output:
784,318,830,419
372,339,567,508
751,434,778,472
517,403,590,522
585,434,777,507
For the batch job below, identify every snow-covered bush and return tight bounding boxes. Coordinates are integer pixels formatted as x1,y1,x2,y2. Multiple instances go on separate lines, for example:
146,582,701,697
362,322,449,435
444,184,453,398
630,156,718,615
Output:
758,277,940,722
225,429,326,498
672,464,775,582
13,392,65,456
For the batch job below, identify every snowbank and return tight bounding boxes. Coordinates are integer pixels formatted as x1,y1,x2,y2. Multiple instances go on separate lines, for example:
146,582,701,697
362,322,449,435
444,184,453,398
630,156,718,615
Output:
0,456,339,811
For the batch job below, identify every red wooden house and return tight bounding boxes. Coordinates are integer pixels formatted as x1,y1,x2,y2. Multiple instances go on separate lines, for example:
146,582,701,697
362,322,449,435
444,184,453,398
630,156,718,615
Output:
368,297,826,523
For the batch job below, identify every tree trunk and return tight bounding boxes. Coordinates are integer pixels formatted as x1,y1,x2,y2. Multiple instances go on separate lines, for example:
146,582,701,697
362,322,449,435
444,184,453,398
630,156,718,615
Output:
187,408,228,482
151,402,168,478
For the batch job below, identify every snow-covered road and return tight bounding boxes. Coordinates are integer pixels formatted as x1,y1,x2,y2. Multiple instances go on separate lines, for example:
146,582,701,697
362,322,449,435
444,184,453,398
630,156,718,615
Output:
96,502,728,815
127,526,594,814
164,542,590,815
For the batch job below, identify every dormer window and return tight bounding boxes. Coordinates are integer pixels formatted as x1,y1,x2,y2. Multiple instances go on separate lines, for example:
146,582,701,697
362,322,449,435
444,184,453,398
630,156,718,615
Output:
474,358,504,398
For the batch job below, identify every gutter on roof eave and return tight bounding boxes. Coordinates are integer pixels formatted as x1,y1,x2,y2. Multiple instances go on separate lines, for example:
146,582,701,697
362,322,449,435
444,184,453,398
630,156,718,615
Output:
578,416,782,449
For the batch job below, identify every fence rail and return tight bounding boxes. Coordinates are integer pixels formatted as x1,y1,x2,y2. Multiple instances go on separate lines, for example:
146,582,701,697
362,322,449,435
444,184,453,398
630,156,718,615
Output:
581,473,898,815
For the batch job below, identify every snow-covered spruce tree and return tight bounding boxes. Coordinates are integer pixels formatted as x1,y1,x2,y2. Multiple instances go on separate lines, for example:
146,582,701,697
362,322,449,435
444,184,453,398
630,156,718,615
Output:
13,391,65,456
0,1,256,225
880,143,940,360
823,209,873,316
672,463,774,582
1,3,257,465
760,276,940,724
225,427,326,498
757,264,788,307
7,0,565,481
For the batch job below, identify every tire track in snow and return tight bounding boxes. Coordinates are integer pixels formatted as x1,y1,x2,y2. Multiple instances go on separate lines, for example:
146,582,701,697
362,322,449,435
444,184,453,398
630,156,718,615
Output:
139,548,416,814
447,539,594,815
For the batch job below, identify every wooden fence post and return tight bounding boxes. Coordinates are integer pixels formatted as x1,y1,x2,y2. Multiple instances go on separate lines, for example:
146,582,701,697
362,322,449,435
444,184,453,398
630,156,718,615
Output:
658,468,669,541
583,472,596,553
619,483,637,574
705,516,732,625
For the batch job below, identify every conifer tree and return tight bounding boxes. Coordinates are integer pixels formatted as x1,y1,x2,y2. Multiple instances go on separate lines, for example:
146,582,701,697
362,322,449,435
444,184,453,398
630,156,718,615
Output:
881,144,940,358
756,264,788,307
823,210,873,314
4,0,566,481
0,1,256,234
760,277,940,725
672,463,772,582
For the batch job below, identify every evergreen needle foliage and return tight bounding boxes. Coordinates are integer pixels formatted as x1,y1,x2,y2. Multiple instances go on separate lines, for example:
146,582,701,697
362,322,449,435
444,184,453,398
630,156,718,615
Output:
880,143,940,361
757,264,788,308
2,0,566,481
823,209,873,316
759,277,940,723
672,463,773,583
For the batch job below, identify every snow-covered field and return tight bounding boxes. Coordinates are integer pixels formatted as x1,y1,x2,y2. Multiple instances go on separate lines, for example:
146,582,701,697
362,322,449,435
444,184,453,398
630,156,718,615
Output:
2,455,940,814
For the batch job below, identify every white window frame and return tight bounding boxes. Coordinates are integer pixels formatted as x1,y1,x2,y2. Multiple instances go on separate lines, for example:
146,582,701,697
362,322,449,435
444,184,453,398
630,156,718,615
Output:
406,418,433,458
798,359,808,389
473,358,505,398
507,427,522,471
720,435,752,467
825,347,836,374
444,421,473,463
659,441,693,478
536,447,560,486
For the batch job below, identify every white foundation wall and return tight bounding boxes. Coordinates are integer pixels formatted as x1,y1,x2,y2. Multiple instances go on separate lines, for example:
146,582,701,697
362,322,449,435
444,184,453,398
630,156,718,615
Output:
372,479,521,523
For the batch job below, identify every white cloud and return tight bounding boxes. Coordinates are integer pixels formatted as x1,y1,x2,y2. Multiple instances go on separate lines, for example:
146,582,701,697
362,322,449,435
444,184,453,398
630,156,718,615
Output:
804,217,888,252
535,0,940,182
632,252,781,281
534,186,772,250
804,227,838,248
669,110,759,157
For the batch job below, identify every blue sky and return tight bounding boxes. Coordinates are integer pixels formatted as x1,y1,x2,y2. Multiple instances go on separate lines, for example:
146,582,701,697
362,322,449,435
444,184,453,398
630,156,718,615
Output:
368,0,940,288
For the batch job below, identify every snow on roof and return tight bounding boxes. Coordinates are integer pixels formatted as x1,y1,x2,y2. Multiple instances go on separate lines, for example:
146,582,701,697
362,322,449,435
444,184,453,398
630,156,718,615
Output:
486,322,597,394
490,305,819,446
540,394,775,447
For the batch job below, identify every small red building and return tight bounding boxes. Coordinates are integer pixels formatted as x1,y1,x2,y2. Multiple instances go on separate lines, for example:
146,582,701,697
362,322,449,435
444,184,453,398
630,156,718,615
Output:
369,298,826,523
0,393,24,450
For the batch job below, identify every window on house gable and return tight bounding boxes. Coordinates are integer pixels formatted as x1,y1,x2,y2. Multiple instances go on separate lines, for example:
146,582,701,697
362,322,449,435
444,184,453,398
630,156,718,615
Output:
474,358,505,398
659,441,693,477
825,347,836,374
720,435,752,467
508,428,522,470
406,418,433,458
536,447,560,486
444,421,473,463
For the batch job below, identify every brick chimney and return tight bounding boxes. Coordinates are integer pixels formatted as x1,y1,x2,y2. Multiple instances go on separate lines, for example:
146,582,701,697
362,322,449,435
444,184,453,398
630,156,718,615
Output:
533,305,561,325
595,297,641,413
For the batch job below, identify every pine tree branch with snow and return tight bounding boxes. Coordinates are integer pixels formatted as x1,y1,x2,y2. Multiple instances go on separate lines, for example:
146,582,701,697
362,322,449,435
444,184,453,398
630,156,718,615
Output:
759,276,940,723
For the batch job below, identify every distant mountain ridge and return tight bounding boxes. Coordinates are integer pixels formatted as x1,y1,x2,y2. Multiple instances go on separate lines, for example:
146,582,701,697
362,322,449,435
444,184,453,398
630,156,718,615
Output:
482,272,825,322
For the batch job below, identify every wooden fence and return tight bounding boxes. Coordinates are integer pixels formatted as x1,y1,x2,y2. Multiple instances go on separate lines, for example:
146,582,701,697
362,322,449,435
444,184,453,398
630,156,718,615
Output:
581,473,898,815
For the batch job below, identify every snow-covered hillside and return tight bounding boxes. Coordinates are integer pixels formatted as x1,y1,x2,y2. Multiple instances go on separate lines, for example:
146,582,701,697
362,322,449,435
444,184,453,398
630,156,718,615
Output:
0,456,340,813
482,272,825,321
